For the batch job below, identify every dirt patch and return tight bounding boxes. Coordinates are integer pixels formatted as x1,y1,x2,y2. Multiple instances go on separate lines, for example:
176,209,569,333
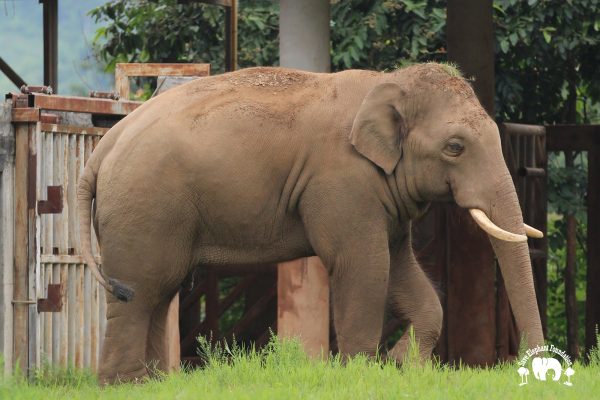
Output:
227,68,307,89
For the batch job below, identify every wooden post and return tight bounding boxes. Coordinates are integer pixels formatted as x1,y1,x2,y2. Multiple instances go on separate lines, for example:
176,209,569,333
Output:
0,102,15,375
564,152,579,359
277,257,329,358
13,123,31,374
224,0,237,71
586,145,600,356
446,0,497,365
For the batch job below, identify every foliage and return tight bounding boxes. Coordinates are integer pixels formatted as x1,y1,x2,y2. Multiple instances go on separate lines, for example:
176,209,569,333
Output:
329,0,446,70
493,0,600,124
589,326,600,366
90,0,278,74
2,337,600,399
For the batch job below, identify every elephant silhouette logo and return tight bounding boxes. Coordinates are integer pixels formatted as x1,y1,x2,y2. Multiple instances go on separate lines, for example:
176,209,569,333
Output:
532,357,562,381
517,344,575,386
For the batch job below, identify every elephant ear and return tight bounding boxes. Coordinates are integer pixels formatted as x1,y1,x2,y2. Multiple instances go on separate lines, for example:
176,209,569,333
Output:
349,83,407,175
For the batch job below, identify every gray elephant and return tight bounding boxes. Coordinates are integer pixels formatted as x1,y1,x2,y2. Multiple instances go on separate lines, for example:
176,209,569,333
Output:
77,63,544,384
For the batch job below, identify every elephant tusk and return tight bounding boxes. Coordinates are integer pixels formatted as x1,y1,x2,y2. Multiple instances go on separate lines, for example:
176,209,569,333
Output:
524,224,544,238
469,209,528,242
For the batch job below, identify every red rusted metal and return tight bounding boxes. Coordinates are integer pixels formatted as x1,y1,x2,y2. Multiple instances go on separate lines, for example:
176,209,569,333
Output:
12,108,40,122
21,85,53,95
89,91,119,100
40,113,59,123
37,283,63,312
38,185,63,214
27,153,37,210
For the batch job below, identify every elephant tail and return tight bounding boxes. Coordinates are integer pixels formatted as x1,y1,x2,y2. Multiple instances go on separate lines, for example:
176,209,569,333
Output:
77,158,134,302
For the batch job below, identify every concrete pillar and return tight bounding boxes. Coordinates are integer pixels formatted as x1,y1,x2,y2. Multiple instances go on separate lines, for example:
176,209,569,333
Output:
278,0,330,357
279,0,330,72
277,257,329,358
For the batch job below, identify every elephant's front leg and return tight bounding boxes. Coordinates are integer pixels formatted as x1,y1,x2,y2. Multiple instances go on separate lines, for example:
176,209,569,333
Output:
329,244,390,357
387,227,443,362
301,192,391,358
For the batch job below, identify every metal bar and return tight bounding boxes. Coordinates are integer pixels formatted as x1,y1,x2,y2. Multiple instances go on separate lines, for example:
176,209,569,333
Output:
42,0,58,92
0,56,27,88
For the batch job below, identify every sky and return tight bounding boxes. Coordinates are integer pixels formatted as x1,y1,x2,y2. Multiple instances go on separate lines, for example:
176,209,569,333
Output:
0,0,112,96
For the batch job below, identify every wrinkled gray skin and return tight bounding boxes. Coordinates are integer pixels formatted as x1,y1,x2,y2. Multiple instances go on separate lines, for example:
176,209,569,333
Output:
77,63,544,384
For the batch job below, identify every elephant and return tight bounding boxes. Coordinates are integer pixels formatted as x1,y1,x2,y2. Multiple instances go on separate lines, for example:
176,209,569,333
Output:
532,357,562,381
77,63,545,384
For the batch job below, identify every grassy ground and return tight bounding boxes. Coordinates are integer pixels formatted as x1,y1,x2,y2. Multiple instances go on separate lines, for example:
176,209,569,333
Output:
2,338,599,400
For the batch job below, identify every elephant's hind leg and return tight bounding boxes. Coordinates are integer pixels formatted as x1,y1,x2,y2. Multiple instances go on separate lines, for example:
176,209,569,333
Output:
99,299,153,384
387,232,443,363
146,294,181,376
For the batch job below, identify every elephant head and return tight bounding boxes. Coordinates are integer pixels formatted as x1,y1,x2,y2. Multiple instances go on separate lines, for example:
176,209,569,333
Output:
532,357,562,381
349,63,544,348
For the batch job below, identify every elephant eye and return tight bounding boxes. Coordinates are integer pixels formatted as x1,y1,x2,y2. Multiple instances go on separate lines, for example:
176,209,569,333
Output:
444,140,465,157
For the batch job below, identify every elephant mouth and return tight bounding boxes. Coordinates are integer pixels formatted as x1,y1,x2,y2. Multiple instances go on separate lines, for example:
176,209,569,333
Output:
469,209,543,242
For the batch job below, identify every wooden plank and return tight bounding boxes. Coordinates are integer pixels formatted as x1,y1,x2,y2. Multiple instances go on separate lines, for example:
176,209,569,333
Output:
32,93,141,116
13,123,30,374
277,257,329,358
445,208,497,366
28,122,41,371
586,146,600,356
40,123,108,136
115,63,210,99
499,123,545,137
115,63,210,78
546,125,600,151
41,254,101,264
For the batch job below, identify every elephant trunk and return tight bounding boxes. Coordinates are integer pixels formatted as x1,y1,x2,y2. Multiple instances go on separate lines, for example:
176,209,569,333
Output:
486,173,544,348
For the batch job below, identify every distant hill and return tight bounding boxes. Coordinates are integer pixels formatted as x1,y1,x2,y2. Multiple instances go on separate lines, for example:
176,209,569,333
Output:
0,0,112,96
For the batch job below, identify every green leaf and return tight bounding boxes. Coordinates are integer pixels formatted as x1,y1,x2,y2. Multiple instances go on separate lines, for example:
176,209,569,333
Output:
543,30,552,43
500,39,510,53
509,32,518,45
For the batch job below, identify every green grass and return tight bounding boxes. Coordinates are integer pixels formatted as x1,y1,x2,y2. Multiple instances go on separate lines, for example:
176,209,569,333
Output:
2,337,600,400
